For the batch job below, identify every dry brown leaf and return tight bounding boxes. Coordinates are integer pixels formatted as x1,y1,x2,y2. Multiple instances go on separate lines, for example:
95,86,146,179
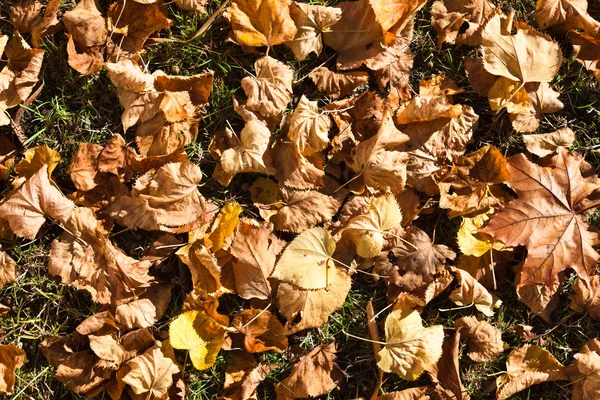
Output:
570,275,600,320
271,187,342,233
9,0,61,48
285,3,342,61
276,269,350,335
0,249,16,290
483,149,600,301
567,338,600,400
534,0,600,33
454,316,505,362
221,353,275,400
177,239,222,294
68,143,103,192
113,282,173,329
523,127,576,157
377,309,444,380
431,0,496,47
231,309,288,353
449,268,501,316
439,146,510,218
122,346,180,399
241,56,293,120
269,139,325,189
571,28,600,82
288,95,331,156
428,331,469,400
212,120,273,186
14,145,61,180
376,387,434,399
228,0,297,48
175,0,207,13
107,0,172,54
0,164,74,239
309,66,369,99
0,34,44,126
230,218,285,300
496,345,567,400
0,345,25,395
509,82,564,133
0,136,16,181
275,343,343,398
108,160,207,232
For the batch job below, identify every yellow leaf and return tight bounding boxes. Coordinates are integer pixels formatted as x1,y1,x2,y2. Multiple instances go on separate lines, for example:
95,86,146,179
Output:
14,145,61,179
169,310,225,370
488,77,531,114
206,201,243,252
229,0,297,48
457,215,504,257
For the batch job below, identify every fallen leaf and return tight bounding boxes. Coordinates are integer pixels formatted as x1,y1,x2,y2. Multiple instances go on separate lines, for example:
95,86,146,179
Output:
14,145,61,179
221,353,275,400
231,309,288,353
270,187,342,233
309,66,369,99
241,56,293,119
567,338,600,400
68,143,103,192
377,309,444,380
0,164,74,239
449,268,502,316
496,344,567,400
228,0,297,48
428,331,469,400
9,0,61,48
571,28,600,82
175,0,207,13
376,387,433,399
285,3,342,61
343,194,402,258
0,345,25,395
534,0,600,33
230,218,285,300
523,127,576,157
169,310,225,370
482,149,600,297
271,227,345,290
122,346,180,399
275,342,343,398
454,316,505,362
570,275,600,320
431,0,496,46
288,95,331,156
0,249,16,289
113,282,173,329
177,239,222,294
206,201,243,252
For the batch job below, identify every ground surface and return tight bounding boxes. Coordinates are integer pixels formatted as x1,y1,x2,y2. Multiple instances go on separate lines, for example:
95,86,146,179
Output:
1,0,600,399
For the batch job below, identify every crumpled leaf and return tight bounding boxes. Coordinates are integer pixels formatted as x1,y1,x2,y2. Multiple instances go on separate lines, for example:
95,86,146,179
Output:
449,268,502,316
343,194,402,259
308,66,369,99
431,0,496,47
0,345,25,395
9,0,61,48
377,309,444,380
271,227,345,290
454,316,506,362
496,344,567,400
122,346,180,399
231,309,288,353
285,3,342,61
14,145,61,180
567,338,600,400
169,309,225,370
482,149,600,301
275,343,343,398
228,0,297,48
221,353,276,400
241,56,293,119
0,164,74,239
523,127,576,157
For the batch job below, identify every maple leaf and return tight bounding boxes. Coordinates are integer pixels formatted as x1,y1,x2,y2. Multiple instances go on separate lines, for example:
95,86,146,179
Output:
454,316,506,362
567,338,600,400
431,0,496,47
571,28,600,82
271,227,345,290
169,309,225,370
285,3,342,61
343,194,402,259
496,345,567,400
0,345,25,395
570,275,600,320
108,160,208,233
308,66,369,99
523,127,576,158
62,0,108,75
231,309,288,353
241,56,293,120
534,0,600,33
275,343,344,398
482,149,600,294
228,0,297,48
229,218,285,300
0,164,74,239
222,353,275,400
9,0,61,48
212,119,273,186
276,270,351,334
122,346,180,399
377,309,444,380
0,33,44,126
288,95,331,156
